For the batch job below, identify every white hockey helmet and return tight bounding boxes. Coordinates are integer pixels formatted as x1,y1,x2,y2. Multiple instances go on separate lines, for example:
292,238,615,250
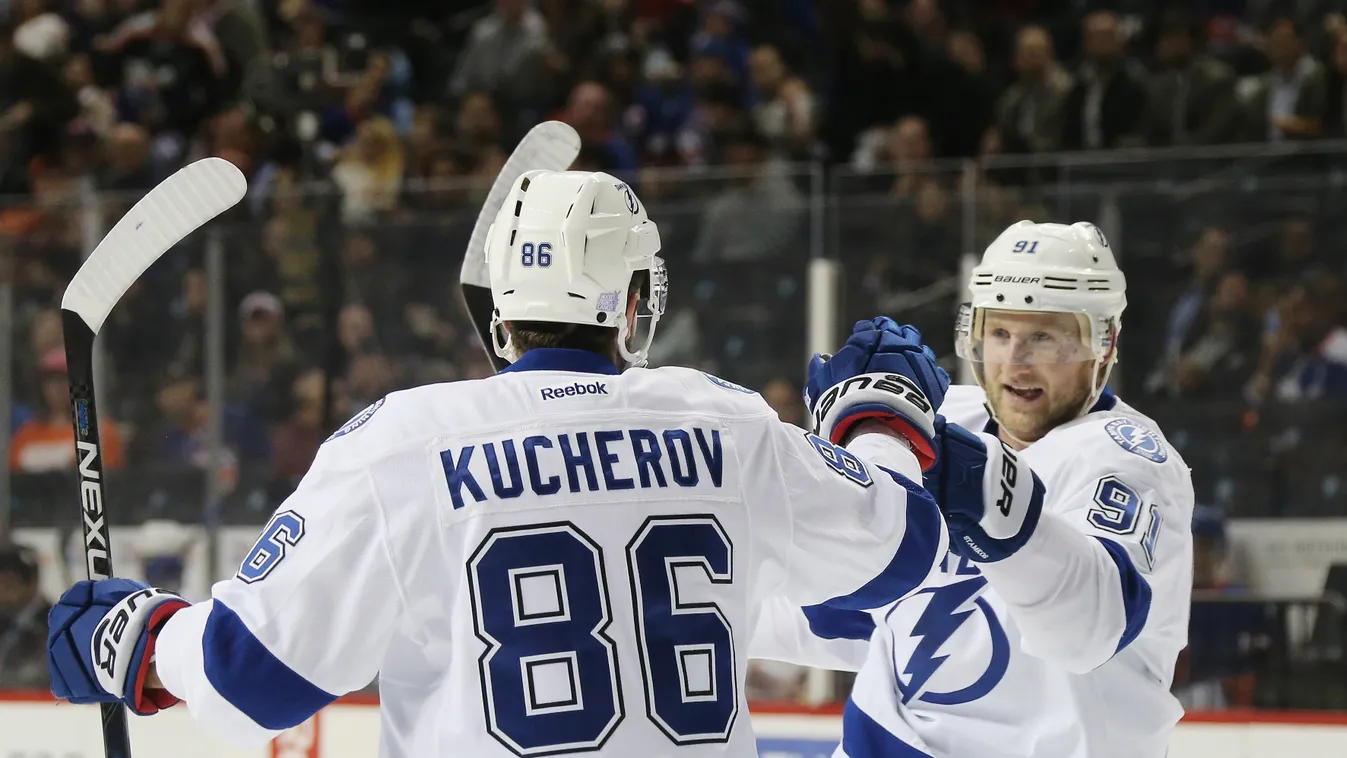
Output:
956,220,1127,415
485,170,666,367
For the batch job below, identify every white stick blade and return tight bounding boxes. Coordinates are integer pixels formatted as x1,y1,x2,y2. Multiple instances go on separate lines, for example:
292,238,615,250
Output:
61,157,247,333
460,121,581,289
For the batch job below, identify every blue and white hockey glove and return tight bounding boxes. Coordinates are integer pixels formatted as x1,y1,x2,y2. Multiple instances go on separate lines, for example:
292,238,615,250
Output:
48,578,190,715
805,317,950,470
923,417,1045,562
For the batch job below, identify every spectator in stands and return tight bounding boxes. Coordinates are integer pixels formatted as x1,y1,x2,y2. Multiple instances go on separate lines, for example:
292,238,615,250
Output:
261,168,323,332
137,366,269,467
924,27,996,159
273,3,338,114
99,0,229,156
762,377,806,427
454,92,504,169
627,49,693,165
1167,270,1262,399
1143,10,1240,147
562,80,638,174
100,122,156,191
164,267,207,376
1249,216,1328,289
228,290,296,424
747,44,816,160
332,115,404,223
0,542,49,690
67,0,118,54
1248,275,1347,402
17,309,64,407
994,25,1072,155
1062,10,1147,150
672,80,745,169
347,353,397,415
272,368,327,487
450,0,555,122
691,129,804,263
0,19,78,172
1243,16,1327,141
339,302,379,359
63,52,116,138
821,0,923,163
341,228,408,322
690,1,750,83
886,115,936,198
1149,227,1231,394
11,349,125,473
205,0,274,111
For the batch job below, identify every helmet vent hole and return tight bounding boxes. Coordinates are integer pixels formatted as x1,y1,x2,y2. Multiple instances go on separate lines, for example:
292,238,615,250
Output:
520,177,531,191
565,203,574,218
596,312,607,324
513,200,523,217
1025,296,1034,304
996,294,1005,302
509,229,517,246
568,293,586,299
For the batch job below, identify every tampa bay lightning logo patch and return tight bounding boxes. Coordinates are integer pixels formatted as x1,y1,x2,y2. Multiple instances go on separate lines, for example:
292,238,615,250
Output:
704,373,755,394
328,397,386,441
1104,418,1167,463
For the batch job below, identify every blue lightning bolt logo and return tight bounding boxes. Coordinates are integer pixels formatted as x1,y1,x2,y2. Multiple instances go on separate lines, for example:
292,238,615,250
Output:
891,576,1010,706
1105,418,1168,463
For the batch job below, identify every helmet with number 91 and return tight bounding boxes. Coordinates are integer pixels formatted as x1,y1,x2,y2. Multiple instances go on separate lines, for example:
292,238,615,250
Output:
956,220,1126,442
485,170,667,367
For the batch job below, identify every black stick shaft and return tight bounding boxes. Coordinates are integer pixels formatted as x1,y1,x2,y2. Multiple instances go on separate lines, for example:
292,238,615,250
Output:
61,308,134,758
460,282,511,374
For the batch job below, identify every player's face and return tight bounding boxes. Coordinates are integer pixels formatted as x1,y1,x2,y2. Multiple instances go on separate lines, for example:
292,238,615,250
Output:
979,310,1095,444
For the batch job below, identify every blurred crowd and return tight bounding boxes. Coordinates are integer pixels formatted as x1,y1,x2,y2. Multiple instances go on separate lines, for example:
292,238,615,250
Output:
4,0,1347,706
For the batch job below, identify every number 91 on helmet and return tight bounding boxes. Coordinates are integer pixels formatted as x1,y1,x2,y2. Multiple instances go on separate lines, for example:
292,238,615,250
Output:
484,170,668,367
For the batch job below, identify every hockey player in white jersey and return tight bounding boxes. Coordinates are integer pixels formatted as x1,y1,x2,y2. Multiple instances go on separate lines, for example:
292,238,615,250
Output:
754,220,1195,758
45,169,960,757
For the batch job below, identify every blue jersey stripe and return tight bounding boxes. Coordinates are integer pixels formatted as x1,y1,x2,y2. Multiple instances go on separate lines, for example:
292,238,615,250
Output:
841,698,934,758
802,605,877,641
806,465,943,614
202,600,337,730
1094,537,1153,653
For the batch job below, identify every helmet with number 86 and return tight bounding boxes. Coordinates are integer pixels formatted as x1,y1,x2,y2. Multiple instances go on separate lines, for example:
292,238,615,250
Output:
485,170,667,367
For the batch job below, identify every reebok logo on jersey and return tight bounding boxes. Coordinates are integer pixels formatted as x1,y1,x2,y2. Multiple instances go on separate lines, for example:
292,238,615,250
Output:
539,382,609,400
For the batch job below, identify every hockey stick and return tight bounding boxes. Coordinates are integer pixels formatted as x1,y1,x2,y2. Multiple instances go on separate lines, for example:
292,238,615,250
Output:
458,120,581,373
60,157,247,758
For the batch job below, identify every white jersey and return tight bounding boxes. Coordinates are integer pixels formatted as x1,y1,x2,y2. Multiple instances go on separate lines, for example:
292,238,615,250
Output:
153,348,947,757
752,384,1194,758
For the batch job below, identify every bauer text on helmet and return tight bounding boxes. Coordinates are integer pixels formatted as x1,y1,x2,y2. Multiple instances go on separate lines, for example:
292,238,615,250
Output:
957,220,1126,444
484,171,666,367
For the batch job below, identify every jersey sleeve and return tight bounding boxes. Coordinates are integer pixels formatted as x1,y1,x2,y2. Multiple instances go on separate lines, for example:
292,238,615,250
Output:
748,595,872,672
747,420,947,615
977,429,1194,674
154,443,407,746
